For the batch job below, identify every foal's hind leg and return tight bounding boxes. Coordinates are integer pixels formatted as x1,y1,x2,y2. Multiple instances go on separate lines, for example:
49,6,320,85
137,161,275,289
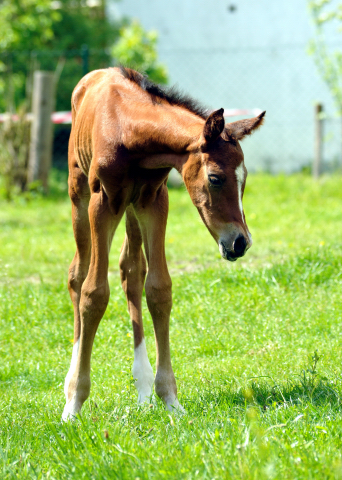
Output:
119,206,154,403
63,180,124,421
64,157,91,407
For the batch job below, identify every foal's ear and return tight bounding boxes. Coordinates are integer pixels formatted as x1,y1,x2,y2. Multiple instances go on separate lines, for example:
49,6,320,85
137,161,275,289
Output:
223,111,266,141
203,108,225,143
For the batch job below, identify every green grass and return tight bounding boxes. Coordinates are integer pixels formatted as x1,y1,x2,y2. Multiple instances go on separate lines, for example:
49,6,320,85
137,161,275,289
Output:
1,171,342,479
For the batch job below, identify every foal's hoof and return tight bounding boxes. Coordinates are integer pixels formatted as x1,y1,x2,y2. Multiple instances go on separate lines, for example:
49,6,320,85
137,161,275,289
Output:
137,392,155,404
61,400,81,422
165,398,185,414
61,411,77,423
139,393,156,404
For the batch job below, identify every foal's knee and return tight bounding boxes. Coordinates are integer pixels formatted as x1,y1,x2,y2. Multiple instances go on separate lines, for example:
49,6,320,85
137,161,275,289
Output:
145,276,172,315
68,269,83,295
80,282,110,319
68,258,89,295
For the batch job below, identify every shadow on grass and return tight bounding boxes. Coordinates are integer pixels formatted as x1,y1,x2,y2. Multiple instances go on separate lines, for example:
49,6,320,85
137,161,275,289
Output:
193,376,342,412
250,377,341,408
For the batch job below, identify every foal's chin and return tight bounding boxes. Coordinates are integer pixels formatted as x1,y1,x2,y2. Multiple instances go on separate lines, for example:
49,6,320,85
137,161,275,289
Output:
219,248,241,262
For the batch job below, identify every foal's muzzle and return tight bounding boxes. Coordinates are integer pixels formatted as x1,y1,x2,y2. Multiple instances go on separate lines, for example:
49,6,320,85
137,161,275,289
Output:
219,234,248,262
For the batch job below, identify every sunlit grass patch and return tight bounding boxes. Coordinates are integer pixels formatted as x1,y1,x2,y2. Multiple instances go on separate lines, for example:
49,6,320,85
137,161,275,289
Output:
1,172,342,478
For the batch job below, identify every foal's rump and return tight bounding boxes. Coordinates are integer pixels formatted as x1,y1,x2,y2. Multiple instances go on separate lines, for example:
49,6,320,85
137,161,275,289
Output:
70,69,124,178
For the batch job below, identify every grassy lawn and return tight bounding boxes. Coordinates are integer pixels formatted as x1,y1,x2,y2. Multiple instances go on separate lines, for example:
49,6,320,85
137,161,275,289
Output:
1,171,342,479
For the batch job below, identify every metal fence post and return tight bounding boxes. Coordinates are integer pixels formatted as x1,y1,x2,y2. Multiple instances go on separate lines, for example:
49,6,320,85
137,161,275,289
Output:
313,103,323,179
28,71,55,192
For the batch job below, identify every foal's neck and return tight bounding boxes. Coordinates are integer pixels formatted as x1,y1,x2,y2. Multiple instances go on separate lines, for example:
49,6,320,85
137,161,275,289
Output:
125,102,204,167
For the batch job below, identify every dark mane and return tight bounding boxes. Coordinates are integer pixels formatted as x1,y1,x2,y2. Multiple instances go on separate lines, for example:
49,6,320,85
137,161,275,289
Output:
119,65,209,120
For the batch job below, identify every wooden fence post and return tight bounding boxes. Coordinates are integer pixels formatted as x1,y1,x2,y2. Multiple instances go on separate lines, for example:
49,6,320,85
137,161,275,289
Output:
313,103,323,179
28,71,55,191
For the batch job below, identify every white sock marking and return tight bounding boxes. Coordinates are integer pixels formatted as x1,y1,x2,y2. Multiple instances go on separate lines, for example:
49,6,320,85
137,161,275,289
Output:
62,339,82,421
62,397,82,422
132,339,154,403
64,339,80,400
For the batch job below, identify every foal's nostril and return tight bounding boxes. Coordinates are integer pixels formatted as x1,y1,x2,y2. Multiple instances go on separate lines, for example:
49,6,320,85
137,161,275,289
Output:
234,235,247,257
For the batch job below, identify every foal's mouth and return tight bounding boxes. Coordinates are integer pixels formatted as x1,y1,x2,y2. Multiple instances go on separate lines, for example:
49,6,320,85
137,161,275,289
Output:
219,246,239,262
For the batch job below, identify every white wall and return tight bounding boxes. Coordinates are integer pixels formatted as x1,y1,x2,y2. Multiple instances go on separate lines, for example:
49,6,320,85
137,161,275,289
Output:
108,0,341,172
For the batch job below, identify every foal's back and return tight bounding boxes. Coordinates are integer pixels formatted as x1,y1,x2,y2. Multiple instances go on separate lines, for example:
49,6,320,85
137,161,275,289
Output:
71,68,156,178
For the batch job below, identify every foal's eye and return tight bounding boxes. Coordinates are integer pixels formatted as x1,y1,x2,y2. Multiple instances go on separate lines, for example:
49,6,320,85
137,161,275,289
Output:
208,174,224,187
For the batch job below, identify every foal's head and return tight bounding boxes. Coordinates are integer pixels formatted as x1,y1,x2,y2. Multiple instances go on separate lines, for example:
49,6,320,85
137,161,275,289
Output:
182,108,265,261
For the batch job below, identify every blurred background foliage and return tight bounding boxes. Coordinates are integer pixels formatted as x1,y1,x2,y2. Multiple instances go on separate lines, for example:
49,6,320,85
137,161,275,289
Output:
0,0,168,112
308,0,342,114
112,21,168,85
0,0,168,199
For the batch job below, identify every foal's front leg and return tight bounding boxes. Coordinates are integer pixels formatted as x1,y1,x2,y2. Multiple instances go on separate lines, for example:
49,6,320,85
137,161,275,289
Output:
62,186,123,420
136,185,183,411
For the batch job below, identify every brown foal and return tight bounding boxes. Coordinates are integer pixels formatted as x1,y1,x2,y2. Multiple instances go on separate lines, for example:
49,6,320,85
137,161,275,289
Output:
62,66,265,420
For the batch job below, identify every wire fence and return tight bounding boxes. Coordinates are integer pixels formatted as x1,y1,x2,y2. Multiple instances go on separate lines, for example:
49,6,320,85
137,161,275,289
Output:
1,44,341,174
158,44,342,174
